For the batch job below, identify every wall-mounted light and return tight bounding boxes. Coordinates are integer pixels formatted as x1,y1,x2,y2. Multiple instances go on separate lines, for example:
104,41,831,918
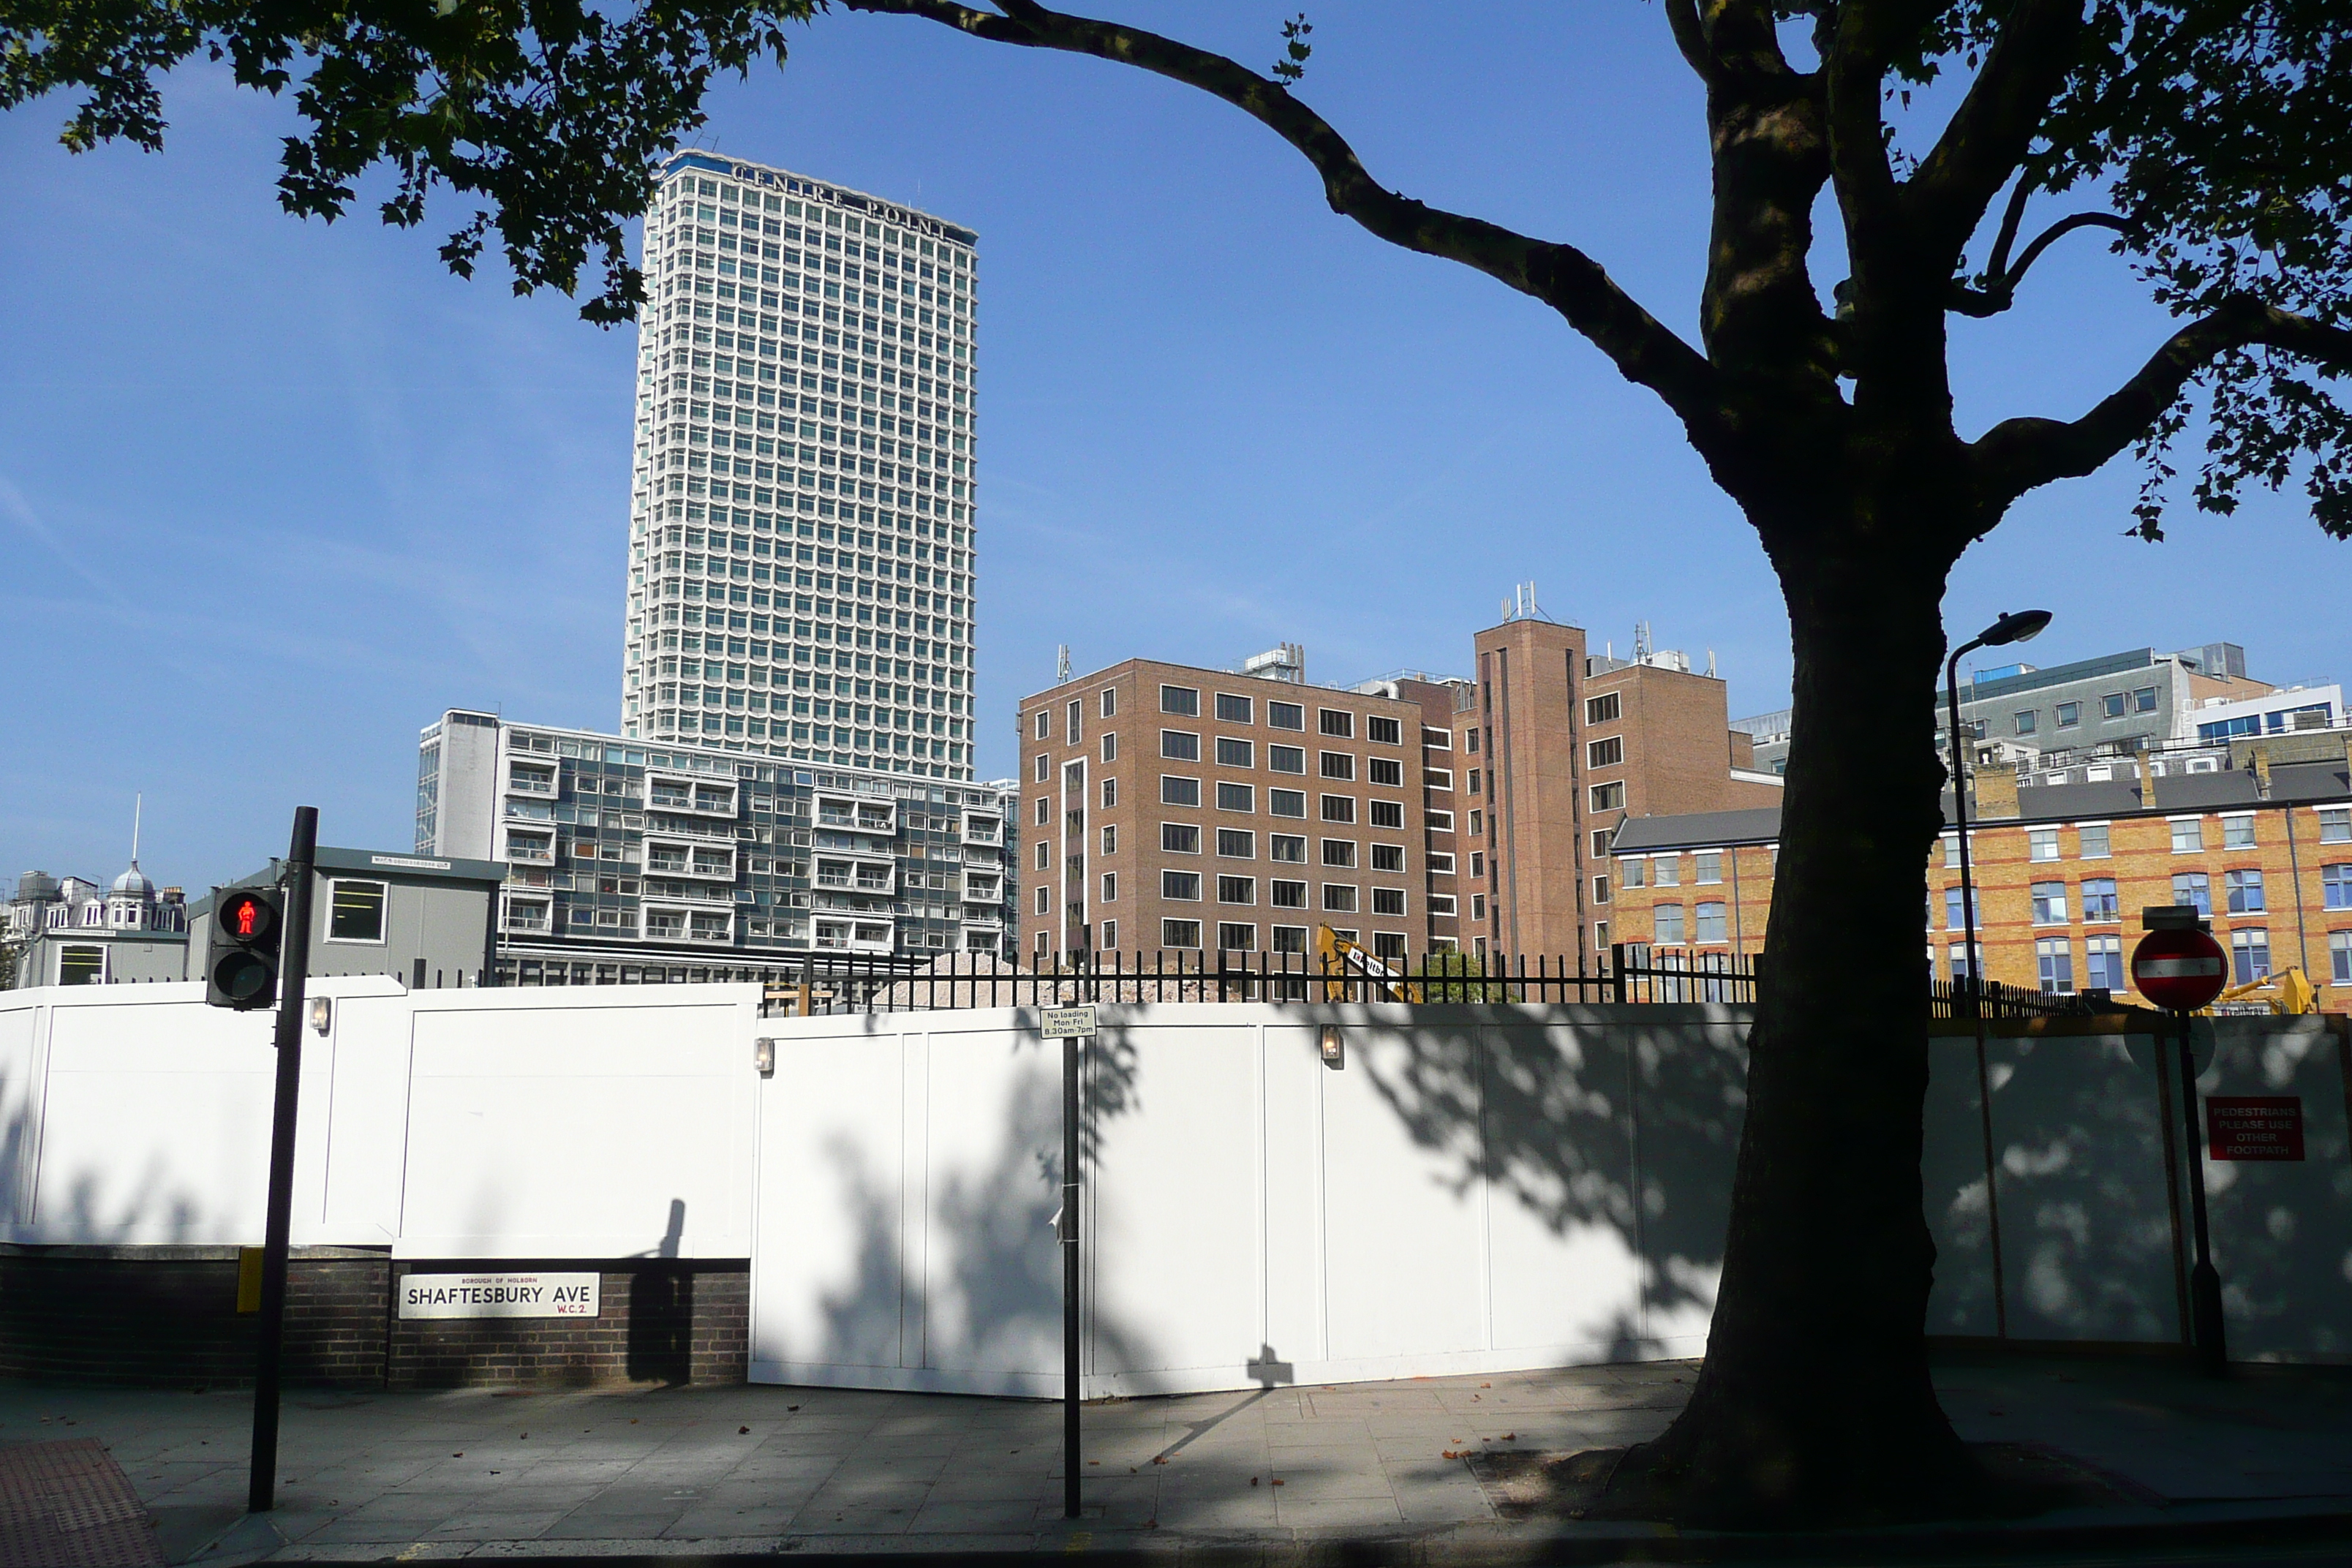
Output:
308,997,333,1036
1319,1023,1344,1070
753,1037,776,1077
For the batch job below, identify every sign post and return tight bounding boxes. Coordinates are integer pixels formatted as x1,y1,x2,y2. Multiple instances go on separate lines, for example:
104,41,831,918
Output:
250,807,318,1512
1039,1003,1095,1521
2133,908,2229,1378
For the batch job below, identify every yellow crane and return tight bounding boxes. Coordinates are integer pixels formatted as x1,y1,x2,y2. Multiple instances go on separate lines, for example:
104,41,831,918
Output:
2199,965,2324,1016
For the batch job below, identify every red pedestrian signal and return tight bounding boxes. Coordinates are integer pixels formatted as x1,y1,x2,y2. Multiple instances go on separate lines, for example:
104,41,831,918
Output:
206,885,285,1011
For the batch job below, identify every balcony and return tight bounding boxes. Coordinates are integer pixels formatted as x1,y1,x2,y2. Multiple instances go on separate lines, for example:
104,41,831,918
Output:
644,839,736,881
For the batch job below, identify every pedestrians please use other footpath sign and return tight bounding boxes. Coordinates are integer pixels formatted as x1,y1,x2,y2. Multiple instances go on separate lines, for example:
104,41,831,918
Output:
2207,1097,2306,1161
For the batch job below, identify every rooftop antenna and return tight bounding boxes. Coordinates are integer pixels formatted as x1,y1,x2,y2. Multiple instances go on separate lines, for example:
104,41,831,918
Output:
1705,650,1718,679
1632,622,1652,663
129,793,143,867
1057,644,1071,684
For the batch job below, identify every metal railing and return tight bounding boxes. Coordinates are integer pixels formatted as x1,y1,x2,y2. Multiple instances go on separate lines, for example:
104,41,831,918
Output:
1930,977,2114,1019
758,946,1763,1016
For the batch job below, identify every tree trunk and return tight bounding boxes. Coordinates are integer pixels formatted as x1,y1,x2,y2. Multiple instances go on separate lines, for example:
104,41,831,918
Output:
1621,522,1983,1526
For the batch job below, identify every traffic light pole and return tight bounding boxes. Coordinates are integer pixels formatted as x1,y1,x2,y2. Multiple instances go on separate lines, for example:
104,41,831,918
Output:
2173,1006,2228,1377
249,807,317,1513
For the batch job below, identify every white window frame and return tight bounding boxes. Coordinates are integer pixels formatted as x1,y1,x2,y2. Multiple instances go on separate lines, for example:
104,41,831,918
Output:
325,878,391,946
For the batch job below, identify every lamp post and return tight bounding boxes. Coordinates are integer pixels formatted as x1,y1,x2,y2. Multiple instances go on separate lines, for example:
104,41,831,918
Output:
1945,610,2050,1345
1944,609,2053,1005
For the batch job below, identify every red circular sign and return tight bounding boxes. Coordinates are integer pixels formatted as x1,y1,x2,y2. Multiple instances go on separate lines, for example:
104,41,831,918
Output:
2132,927,2228,1010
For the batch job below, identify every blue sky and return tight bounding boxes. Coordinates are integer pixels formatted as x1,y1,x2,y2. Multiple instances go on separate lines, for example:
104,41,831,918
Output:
3,3,2344,893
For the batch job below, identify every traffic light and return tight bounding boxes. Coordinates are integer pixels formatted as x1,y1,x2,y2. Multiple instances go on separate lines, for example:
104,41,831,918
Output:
206,885,284,1011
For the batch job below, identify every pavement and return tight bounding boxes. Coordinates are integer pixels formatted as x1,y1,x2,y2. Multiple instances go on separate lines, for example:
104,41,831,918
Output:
0,1352,2347,1564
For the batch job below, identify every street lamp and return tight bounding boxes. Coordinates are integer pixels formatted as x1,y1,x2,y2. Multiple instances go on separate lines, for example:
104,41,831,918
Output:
1945,610,2053,1003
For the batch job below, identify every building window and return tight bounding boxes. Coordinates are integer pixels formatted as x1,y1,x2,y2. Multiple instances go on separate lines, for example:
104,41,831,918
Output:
1943,885,1978,930
1654,856,1681,887
1216,736,1254,768
1590,829,1614,859
1580,692,1619,725
1371,844,1404,872
328,879,388,943
2078,823,2111,858
2222,815,2257,849
1163,871,1202,901
2028,828,2059,862
1695,901,1727,943
1067,700,1082,745
1948,942,1981,981
2055,701,2081,728
1161,823,1201,853
2320,808,2352,843
1319,709,1353,739
58,945,104,986
1370,800,1403,829
1101,778,1118,809
1217,829,1256,859
2171,819,2204,853
1101,687,1117,717
2333,931,2352,985
1425,767,1454,791
1941,834,1961,869
1373,888,1407,916
1269,745,1305,774
1619,857,1646,889
1163,919,1202,949
1321,840,1357,868
1468,769,1482,796
1161,776,1202,807
1216,693,1254,723
2085,934,2125,992
1101,734,1117,763
1694,851,1722,885
2082,878,2120,921
1470,851,1485,878
1272,880,1308,908
1590,782,1626,812
2102,692,2127,718
1320,794,1357,823
2323,864,2352,911
1101,823,1118,855
1271,789,1307,818
2013,710,2038,735
2172,870,2211,916
2030,881,2068,924
1161,730,1201,761
1424,728,1453,751
1430,894,1458,916
1323,884,1359,913
1319,751,1356,781
1036,840,1052,870
1367,715,1401,745
1272,924,1308,954
1269,701,1304,731
2036,938,2076,993
1100,872,1117,903
1035,886,1050,916
1161,685,1199,716
1033,710,1050,740
1588,736,1624,769
2231,927,2272,984
1426,810,1455,832
1217,783,1256,813
2225,868,2266,913
1101,919,1119,949
1428,851,1456,874
1368,757,1403,786
1270,835,1306,863
1593,874,1612,905
2135,686,2159,712
1218,875,1256,905
1655,905,1685,943
1035,754,1049,783
1218,921,1256,952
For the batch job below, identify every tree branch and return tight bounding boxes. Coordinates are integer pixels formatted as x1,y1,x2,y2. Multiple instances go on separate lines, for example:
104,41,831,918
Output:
1949,210,2136,317
1904,0,2081,267
1972,300,2352,502
1663,0,1717,86
841,0,1721,429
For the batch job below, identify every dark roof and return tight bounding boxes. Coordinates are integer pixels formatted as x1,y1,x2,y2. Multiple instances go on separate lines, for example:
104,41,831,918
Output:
186,847,505,918
1610,807,1785,853
1614,758,2351,852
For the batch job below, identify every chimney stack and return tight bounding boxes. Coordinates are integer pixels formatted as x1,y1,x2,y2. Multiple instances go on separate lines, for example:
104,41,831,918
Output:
1975,761,2021,820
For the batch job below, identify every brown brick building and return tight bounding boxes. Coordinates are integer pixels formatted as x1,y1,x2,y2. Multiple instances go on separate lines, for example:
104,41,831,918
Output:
1017,618,1781,965
1017,659,1431,962
1608,734,2352,1003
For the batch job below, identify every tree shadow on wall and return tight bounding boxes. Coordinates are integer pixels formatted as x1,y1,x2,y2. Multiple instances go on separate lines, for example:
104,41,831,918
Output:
1349,1006,1749,1357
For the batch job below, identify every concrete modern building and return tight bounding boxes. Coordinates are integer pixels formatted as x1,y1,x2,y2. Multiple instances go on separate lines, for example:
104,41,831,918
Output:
5,865,187,987
417,709,1018,980
1736,641,2340,779
1610,727,2352,1003
622,151,981,781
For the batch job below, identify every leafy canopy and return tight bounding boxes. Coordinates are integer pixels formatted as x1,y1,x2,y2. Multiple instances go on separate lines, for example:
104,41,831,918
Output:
4,0,2348,527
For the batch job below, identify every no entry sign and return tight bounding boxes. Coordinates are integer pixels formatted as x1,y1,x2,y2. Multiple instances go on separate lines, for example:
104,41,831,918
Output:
2131,927,2228,1011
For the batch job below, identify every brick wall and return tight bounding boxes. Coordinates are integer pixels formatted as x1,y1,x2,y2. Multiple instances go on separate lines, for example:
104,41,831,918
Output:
386,1262,748,1390
0,1248,388,1389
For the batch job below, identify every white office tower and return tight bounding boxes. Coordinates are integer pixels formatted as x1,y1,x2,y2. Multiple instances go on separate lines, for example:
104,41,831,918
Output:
622,151,980,782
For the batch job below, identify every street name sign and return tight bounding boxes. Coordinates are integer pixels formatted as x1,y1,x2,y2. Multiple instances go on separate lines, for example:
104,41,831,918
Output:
1039,1006,1097,1039
398,1272,600,1319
